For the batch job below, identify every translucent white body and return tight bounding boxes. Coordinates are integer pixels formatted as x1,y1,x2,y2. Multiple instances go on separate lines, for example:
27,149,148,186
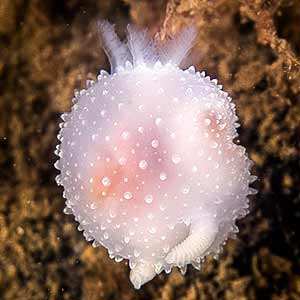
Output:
55,21,256,289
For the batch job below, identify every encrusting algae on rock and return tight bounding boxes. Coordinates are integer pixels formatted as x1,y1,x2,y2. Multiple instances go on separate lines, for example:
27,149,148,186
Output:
55,20,257,289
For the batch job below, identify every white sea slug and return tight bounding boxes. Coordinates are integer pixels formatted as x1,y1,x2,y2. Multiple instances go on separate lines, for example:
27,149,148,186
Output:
55,21,257,289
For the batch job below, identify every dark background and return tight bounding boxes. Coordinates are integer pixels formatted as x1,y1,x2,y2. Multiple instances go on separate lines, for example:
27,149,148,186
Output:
0,0,300,299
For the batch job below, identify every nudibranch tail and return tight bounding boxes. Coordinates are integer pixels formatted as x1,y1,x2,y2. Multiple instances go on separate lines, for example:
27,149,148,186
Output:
97,20,131,73
130,262,156,290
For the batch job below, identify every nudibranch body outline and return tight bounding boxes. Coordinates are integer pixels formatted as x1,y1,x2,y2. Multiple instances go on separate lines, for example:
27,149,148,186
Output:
55,21,257,289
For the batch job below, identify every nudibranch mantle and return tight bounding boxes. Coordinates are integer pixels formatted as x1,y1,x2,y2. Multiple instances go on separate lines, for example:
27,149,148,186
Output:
55,21,256,289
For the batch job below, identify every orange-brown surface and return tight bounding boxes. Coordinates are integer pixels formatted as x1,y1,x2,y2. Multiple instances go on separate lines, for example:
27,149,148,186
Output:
0,0,300,299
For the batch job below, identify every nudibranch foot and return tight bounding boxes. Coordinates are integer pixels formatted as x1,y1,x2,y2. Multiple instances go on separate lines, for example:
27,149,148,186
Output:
165,219,217,266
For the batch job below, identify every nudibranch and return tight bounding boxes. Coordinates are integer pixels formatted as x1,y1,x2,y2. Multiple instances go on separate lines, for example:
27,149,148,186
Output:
55,21,257,289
